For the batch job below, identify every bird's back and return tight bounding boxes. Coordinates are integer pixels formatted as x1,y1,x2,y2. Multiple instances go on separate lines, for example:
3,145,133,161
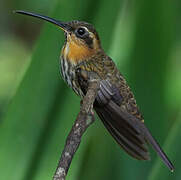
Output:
75,53,173,169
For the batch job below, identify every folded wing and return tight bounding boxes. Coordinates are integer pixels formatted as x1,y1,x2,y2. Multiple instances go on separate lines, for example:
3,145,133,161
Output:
94,80,174,171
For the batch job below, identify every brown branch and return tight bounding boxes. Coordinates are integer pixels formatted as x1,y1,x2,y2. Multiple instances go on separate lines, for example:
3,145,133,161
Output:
53,80,100,180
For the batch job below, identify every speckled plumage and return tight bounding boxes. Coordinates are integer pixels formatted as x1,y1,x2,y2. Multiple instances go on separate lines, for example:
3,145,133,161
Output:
14,10,173,171
61,46,143,120
60,20,174,169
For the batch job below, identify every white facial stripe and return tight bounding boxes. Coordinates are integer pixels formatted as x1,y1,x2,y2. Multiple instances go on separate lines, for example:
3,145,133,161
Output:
80,26,89,32
64,43,69,56
89,32,94,38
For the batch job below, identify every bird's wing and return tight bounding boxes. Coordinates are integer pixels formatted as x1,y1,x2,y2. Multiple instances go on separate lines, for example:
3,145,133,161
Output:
94,80,150,160
76,67,174,170
94,80,174,171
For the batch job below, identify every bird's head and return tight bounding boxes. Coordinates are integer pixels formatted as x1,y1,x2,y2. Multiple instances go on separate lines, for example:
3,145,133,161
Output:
14,11,102,63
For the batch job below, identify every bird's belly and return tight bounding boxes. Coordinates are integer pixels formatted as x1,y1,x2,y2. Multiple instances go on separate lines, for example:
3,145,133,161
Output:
60,56,84,98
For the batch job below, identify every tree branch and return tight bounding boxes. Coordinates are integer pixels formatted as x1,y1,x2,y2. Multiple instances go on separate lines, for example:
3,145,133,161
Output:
53,80,100,180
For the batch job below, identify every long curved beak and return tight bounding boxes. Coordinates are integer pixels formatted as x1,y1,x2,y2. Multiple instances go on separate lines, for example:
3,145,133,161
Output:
14,10,72,32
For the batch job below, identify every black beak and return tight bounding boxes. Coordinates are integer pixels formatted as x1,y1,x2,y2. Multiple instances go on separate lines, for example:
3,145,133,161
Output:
14,10,72,32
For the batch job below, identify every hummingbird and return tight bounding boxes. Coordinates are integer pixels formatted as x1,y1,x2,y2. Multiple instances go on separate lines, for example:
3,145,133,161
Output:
15,10,174,171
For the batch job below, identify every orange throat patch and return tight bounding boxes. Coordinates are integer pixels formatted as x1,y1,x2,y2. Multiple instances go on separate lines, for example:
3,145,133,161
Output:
62,38,94,64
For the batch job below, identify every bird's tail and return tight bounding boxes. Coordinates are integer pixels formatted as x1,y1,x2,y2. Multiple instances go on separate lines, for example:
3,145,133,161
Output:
140,122,174,172
95,100,174,171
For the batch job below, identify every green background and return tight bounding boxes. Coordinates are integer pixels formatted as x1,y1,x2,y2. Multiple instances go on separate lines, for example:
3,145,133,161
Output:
0,0,181,179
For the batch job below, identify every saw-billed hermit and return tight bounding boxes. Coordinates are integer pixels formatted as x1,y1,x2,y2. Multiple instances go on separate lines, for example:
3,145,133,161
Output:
15,10,174,172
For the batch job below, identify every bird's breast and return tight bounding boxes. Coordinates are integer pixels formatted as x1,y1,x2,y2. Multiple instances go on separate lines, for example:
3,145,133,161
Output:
60,55,84,98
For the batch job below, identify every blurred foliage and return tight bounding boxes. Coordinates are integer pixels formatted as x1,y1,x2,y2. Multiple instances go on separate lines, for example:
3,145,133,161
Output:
0,0,181,180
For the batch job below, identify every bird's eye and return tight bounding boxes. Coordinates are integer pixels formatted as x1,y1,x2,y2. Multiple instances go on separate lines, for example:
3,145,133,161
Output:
76,27,86,36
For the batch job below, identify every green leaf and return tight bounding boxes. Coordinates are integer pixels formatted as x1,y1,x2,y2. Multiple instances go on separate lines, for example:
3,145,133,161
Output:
0,0,179,180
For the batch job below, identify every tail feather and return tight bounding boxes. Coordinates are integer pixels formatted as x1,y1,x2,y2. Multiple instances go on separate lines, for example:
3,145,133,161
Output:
98,108,150,160
95,101,150,161
139,122,174,171
95,100,174,171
